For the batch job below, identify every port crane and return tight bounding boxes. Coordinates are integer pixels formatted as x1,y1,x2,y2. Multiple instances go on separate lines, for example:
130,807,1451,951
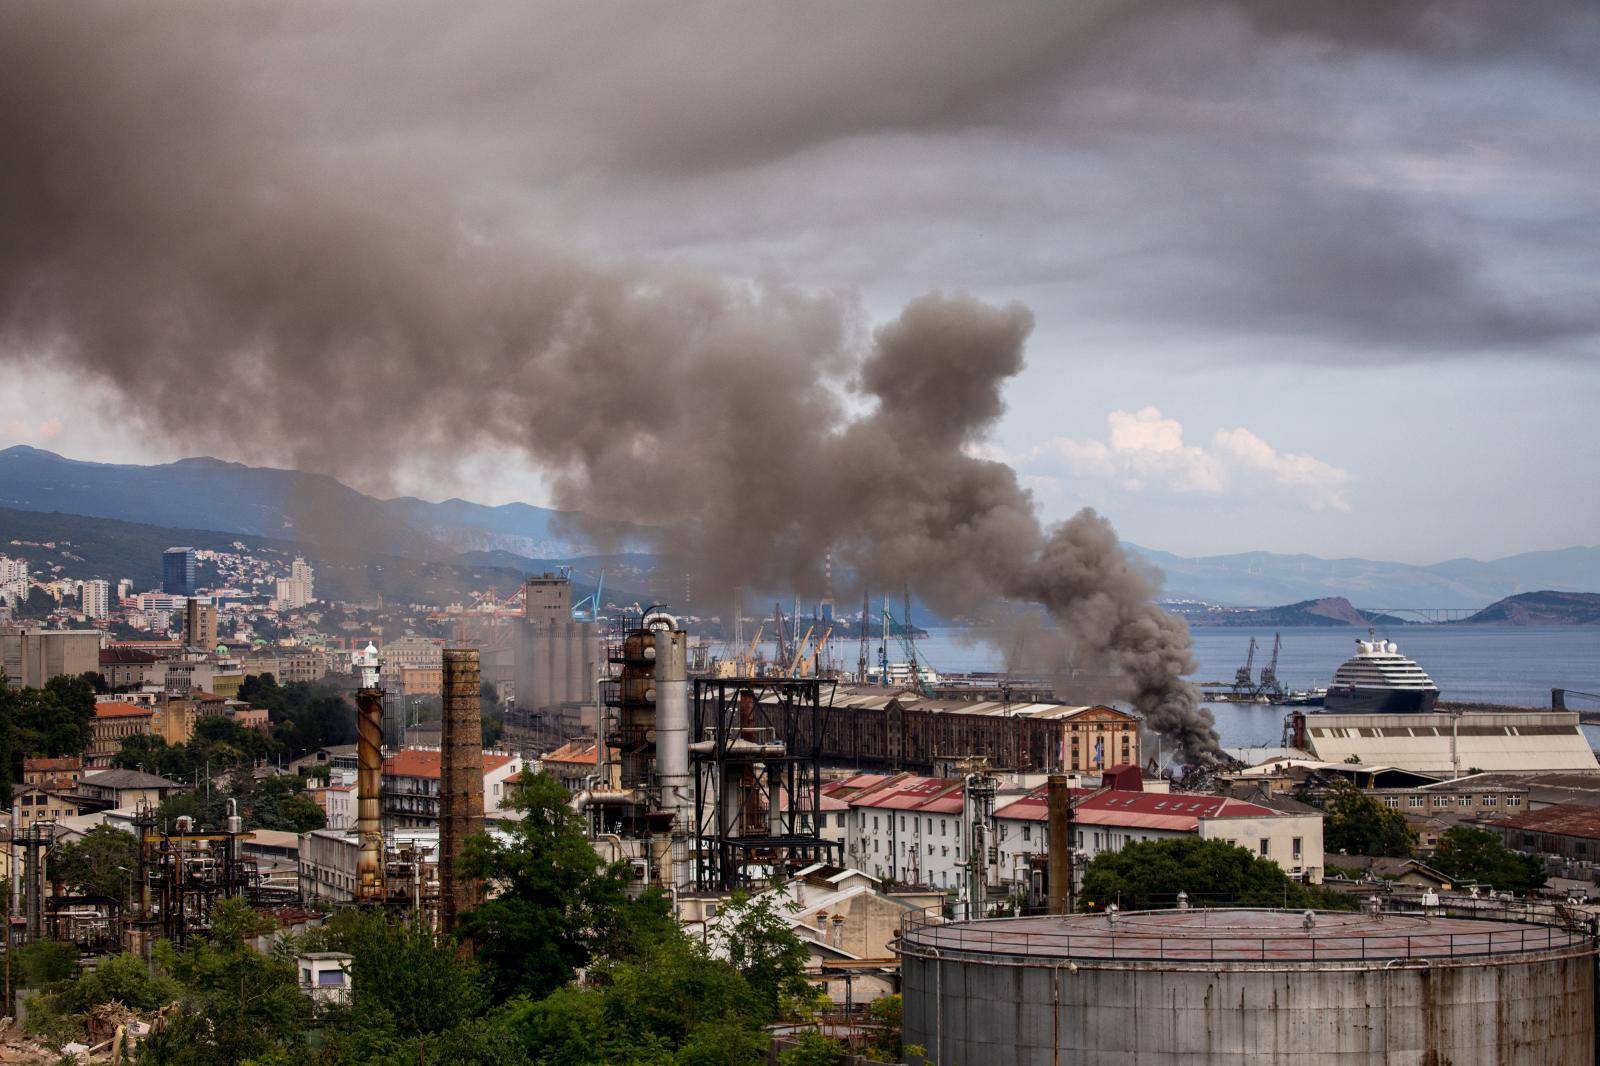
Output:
1232,638,1258,697
1258,633,1284,699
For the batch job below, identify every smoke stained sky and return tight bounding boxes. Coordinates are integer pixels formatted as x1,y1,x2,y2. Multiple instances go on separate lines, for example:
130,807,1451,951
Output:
3,1,1599,563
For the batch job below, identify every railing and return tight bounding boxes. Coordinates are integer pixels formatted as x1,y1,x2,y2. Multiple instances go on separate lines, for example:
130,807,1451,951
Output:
896,907,1597,965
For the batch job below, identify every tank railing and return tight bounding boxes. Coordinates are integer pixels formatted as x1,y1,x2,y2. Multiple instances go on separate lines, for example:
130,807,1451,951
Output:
896,908,1591,963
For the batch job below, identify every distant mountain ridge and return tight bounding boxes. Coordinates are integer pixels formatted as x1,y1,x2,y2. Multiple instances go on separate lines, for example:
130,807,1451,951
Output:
0,445,613,560
1463,590,1600,625
1172,597,1407,628
4,446,1599,608
1132,543,1600,609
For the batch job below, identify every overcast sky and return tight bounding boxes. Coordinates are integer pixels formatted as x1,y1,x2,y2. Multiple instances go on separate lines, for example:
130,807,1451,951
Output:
3,2,1598,565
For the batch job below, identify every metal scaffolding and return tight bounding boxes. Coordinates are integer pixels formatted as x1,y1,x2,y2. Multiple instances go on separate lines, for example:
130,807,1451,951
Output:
690,677,842,891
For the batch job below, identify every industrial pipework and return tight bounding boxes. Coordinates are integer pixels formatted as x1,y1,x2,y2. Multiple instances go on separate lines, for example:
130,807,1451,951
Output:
440,647,485,932
353,642,385,904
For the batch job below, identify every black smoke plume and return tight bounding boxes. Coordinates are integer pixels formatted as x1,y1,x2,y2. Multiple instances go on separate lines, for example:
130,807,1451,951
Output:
0,4,1221,760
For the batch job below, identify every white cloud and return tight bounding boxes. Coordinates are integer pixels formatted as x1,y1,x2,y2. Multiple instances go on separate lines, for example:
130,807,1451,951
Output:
1031,407,1351,512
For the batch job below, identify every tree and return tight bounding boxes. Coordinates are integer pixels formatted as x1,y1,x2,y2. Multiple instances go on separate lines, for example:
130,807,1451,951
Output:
457,771,674,1003
779,1031,847,1066
707,892,812,1019
1320,781,1416,858
142,898,311,1064
505,936,772,1066
310,909,486,1039
47,825,140,904
1079,838,1352,910
1430,827,1547,894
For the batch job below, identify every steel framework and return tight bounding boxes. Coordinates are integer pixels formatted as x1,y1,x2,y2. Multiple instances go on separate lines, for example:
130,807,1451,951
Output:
691,677,842,891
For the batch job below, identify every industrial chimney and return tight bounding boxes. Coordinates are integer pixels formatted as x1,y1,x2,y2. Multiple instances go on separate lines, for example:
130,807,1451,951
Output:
440,647,485,932
353,642,385,903
1047,773,1073,916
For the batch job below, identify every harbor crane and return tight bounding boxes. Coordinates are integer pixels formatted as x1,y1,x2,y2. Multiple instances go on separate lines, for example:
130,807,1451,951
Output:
1258,633,1284,699
1232,638,1258,697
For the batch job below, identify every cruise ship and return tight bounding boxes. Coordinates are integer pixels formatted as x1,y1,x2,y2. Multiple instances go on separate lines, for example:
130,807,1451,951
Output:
1323,632,1440,714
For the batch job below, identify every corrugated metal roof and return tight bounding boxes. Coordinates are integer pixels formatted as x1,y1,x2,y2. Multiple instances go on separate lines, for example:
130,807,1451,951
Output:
1494,802,1600,841
1304,712,1599,774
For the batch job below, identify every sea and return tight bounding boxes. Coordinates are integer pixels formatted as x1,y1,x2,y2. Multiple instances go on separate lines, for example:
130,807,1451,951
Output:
795,624,1600,752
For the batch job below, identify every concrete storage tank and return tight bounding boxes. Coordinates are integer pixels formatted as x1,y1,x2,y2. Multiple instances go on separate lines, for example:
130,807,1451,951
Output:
899,908,1596,1065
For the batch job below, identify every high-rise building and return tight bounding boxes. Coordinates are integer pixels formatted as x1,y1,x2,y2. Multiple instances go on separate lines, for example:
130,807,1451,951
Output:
183,597,218,652
81,579,111,620
162,547,196,596
116,578,134,602
274,557,315,609
0,556,28,607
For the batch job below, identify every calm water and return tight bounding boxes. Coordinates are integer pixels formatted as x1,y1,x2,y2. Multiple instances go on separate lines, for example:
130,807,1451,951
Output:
805,624,1600,750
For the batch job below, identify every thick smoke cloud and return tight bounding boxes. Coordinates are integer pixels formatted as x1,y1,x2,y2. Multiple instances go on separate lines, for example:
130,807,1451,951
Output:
40,3,1600,759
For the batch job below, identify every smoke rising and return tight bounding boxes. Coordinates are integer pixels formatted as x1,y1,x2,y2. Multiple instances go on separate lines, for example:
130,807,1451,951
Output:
0,5,1242,758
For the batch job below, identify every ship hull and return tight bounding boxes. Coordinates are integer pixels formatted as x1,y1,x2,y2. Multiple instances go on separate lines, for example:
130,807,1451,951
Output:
1322,686,1439,714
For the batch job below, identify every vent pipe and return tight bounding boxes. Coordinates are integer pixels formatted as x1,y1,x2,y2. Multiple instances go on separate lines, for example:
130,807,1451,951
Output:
440,648,485,933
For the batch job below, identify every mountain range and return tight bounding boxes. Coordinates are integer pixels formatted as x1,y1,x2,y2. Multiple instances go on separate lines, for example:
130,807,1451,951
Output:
4,445,1599,609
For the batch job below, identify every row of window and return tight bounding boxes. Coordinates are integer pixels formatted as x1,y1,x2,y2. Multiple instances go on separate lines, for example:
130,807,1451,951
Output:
1386,793,1521,809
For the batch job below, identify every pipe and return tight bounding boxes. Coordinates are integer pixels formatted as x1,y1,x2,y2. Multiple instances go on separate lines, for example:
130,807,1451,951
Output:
1047,773,1071,916
355,687,385,903
439,648,485,934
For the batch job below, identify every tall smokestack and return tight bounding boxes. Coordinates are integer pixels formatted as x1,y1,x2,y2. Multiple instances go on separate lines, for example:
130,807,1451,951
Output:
654,626,691,834
355,689,385,902
353,642,384,903
1047,773,1072,916
440,647,485,933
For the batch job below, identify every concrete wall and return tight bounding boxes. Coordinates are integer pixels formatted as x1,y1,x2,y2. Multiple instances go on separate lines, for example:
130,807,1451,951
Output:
903,952,1595,1065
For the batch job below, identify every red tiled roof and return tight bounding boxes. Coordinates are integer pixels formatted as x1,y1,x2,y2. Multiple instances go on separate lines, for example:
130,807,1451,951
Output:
24,757,81,772
383,748,515,780
845,775,965,814
99,648,160,665
540,740,599,765
94,701,154,719
995,787,1278,831
1494,803,1600,841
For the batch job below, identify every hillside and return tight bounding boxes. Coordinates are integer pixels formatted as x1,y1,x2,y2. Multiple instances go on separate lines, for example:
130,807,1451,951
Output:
0,445,647,561
1173,597,1405,628
0,506,542,606
1130,543,1600,608
1463,590,1600,625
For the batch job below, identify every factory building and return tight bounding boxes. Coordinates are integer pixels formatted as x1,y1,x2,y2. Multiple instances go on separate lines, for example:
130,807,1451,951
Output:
993,779,1325,885
749,686,1141,774
511,573,599,748
901,908,1596,1065
1,628,101,690
1287,710,1599,774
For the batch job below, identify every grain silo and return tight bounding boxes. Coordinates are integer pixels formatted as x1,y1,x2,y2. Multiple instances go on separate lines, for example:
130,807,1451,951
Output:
900,908,1595,1065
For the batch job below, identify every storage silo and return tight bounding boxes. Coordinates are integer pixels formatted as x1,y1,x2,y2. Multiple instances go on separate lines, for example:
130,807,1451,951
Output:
900,908,1595,1065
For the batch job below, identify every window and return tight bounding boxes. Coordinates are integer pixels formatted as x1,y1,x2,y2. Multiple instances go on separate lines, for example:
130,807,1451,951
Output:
927,844,933,855
940,820,947,837
1022,825,1032,842
1458,796,1472,808
927,818,933,834
1000,824,1009,841
1292,837,1302,861
1433,796,1449,808
1507,795,1522,807
1407,796,1425,808
1258,838,1270,857
873,816,879,831
1482,795,1497,806
1384,797,1400,808
899,816,905,831
942,846,948,857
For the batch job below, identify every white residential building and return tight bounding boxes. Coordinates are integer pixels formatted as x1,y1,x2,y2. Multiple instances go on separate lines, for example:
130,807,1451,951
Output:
274,557,316,610
80,579,111,620
0,556,27,607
